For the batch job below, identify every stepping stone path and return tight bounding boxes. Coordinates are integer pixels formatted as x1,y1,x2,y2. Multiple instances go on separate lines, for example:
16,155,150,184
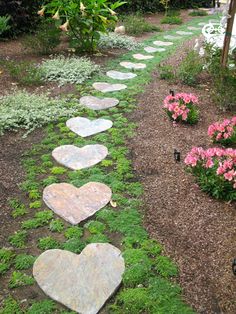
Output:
187,26,201,31
106,70,137,80
80,95,119,110
43,182,112,224
33,244,125,314
153,40,173,46
120,61,146,70
176,31,193,35
93,82,127,93
144,46,166,53
52,144,108,170
133,53,153,60
198,22,206,26
66,117,113,137
164,35,182,40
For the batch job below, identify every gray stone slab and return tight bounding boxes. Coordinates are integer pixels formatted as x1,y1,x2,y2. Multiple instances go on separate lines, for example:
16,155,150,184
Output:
164,35,182,40
80,96,119,110
66,117,113,137
198,22,206,26
187,26,201,30
133,53,153,60
106,70,137,80
43,182,112,224
120,61,146,70
153,40,173,46
52,144,108,170
144,46,166,53
176,31,193,35
33,244,125,314
92,82,127,93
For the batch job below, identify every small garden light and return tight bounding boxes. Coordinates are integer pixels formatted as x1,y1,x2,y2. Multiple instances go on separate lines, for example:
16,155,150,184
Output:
169,89,175,96
174,149,181,162
232,258,236,275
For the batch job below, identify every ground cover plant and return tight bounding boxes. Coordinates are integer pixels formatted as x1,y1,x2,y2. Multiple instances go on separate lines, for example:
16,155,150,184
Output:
98,32,143,50
0,14,212,313
121,14,161,35
208,117,236,146
163,92,199,124
161,16,183,25
189,9,208,16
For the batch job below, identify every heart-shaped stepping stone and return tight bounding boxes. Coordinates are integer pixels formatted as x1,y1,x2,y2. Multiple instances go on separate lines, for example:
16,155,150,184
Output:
93,82,127,93
52,144,108,170
164,35,182,40
153,40,173,46
187,26,201,30
133,53,153,60
106,70,137,80
120,61,146,70
43,182,112,224
66,117,113,137
176,31,193,35
33,244,125,313
80,96,119,110
144,46,165,53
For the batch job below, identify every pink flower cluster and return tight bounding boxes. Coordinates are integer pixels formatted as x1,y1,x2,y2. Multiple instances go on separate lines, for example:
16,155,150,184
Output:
208,117,236,141
184,147,236,188
163,93,198,121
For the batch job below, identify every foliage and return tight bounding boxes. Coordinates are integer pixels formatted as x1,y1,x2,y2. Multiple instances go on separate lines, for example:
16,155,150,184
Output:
98,32,143,50
163,93,199,124
8,231,27,248
51,166,67,175
62,238,86,254
160,0,171,16
22,210,54,229
185,147,236,201
49,219,64,232
161,16,182,25
27,300,56,314
8,271,35,288
14,254,36,270
154,255,178,277
177,50,203,86
8,199,28,218
0,296,23,314
22,19,61,55
121,14,161,35
38,236,61,250
208,117,236,146
43,0,125,52
0,248,14,275
64,226,83,239
0,16,11,36
0,60,43,86
189,9,208,16
0,91,81,136
41,56,100,86
84,220,106,234
159,65,175,80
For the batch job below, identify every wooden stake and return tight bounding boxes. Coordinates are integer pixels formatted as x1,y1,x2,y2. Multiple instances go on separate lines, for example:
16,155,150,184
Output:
221,0,236,67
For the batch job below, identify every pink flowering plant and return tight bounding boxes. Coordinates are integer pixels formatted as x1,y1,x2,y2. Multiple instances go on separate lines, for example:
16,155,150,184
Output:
185,147,236,201
208,117,236,146
163,93,199,125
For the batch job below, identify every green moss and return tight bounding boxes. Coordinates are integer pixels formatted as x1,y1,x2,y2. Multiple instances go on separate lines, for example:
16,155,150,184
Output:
27,300,56,314
49,219,64,232
154,255,179,278
38,236,61,250
8,271,35,288
8,231,27,248
14,254,36,270
84,221,106,234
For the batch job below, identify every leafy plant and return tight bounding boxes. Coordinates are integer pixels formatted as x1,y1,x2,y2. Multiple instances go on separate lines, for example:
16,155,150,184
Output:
22,210,54,229
43,0,126,52
98,32,143,50
9,271,35,289
161,16,182,25
0,248,14,275
208,117,236,146
38,236,61,250
154,255,178,277
0,15,11,36
27,300,56,314
64,226,83,239
0,296,23,314
159,65,175,80
14,254,36,270
49,219,64,232
121,14,161,35
50,166,67,175
8,231,27,248
41,56,100,86
84,220,106,234
8,199,28,218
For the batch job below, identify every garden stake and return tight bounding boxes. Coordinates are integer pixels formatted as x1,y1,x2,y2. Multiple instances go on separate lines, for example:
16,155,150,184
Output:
174,149,181,162
170,89,175,96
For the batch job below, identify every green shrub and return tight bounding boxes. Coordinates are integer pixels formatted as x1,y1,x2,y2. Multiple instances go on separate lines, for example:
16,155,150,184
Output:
22,19,60,55
159,65,175,80
189,9,208,16
0,60,43,86
9,271,35,288
121,14,161,35
41,56,100,86
177,50,203,86
0,16,11,36
0,91,81,136
161,16,182,25
98,32,143,50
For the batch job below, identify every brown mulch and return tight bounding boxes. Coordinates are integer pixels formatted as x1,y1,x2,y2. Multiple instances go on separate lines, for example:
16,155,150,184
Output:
129,40,236,313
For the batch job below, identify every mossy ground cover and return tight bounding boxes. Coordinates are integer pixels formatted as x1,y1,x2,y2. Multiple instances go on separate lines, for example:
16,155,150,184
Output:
0,15,213,313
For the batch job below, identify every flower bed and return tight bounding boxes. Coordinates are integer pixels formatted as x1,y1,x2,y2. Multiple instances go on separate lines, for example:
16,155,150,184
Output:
163,93,199,124
208,117,236,146
185,147,236,201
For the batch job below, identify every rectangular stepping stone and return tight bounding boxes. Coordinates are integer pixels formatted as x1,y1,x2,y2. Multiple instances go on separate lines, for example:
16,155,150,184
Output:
33,244,125,314
106,70,137,80
80,96,119,110
144,46,166,53
133,53,153,60
93,82,127,93
153,40,173,46
66,117,113,137
120,61,146,70
164,35,182,40
176,31,193,35
43,182,112,224
52,144,108,170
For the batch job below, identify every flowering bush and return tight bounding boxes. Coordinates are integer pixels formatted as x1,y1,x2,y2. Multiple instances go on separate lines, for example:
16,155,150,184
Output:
208,117,236,146
163,93,199,124
185,147,236,201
